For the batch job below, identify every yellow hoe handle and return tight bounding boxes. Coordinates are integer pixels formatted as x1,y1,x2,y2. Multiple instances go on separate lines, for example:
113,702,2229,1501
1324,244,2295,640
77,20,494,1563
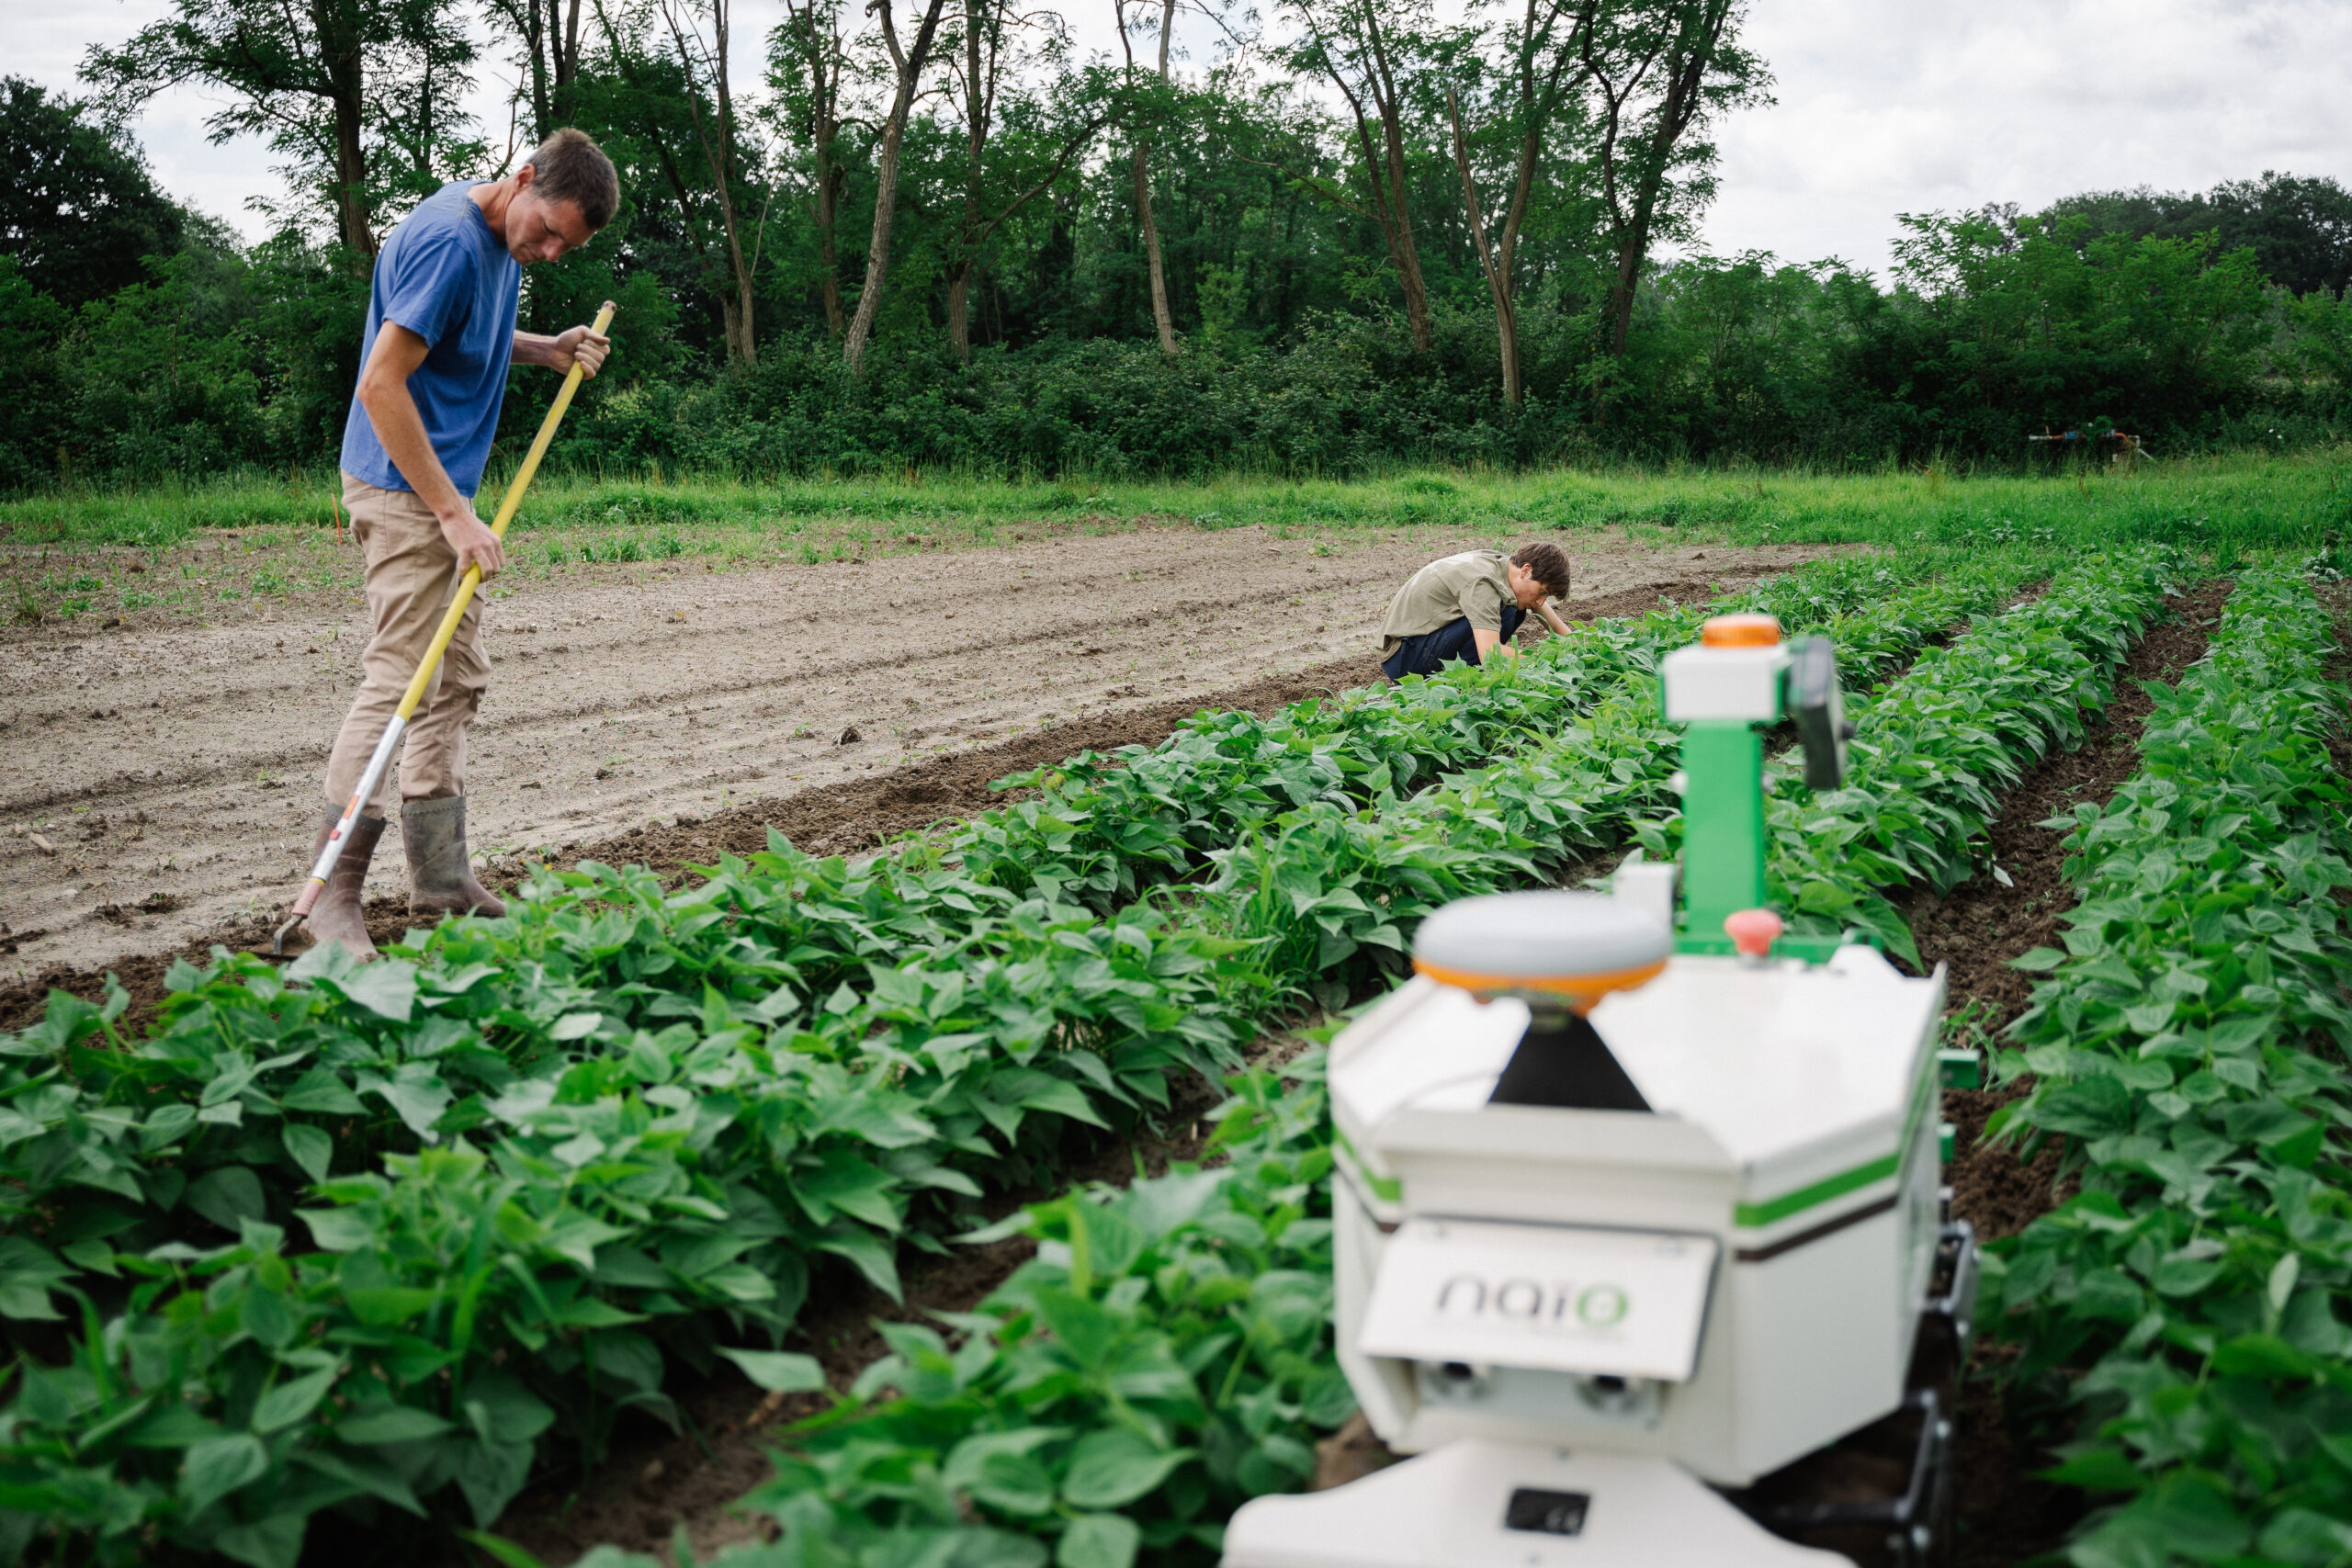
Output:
392,298,618,724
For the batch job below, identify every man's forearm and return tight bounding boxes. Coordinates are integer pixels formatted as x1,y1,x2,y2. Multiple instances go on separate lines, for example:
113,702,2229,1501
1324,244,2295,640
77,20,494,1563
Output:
1539,603,1574,637
511,331,568,369
357,379,467,521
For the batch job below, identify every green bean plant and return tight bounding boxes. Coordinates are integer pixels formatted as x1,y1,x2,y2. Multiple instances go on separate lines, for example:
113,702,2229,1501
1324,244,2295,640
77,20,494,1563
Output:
1984,567,2352,1565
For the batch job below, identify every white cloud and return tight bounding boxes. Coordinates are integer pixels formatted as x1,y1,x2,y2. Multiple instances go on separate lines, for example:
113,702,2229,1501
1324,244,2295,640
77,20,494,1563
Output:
1699,0,2352,276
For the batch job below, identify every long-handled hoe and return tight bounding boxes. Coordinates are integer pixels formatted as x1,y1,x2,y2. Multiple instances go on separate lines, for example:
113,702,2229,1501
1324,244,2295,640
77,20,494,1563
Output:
273,299,616,957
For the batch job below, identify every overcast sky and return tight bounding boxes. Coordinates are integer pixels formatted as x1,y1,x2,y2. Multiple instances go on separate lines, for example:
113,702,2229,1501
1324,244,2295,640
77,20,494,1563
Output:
11,0,2348,277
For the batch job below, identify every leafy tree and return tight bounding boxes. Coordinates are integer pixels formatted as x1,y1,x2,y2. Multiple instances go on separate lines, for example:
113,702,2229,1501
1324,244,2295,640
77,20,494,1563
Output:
0,77,187,310
1883,212,2270,448
1581,0,1769,360
0,257,72,489
82,0,481,257
485,0,591,140
1275,0,1444,352
584,0,765,366
1114,0,1182,354
1442,0,1596,402
60,243,273,479
765,0,864,339
2043,172,2352,300
933,0,1114,361
657,0,765,365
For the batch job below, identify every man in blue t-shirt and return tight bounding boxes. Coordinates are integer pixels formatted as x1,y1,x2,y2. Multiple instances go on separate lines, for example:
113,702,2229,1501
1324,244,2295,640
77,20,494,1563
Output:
309,128,619,958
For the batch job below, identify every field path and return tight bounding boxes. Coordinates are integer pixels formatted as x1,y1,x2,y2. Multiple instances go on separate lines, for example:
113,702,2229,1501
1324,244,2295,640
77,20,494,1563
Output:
0,525,1829,977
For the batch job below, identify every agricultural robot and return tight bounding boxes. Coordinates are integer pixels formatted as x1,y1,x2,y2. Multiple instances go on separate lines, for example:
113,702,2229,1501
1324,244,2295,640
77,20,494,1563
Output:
1222,614,1980,1567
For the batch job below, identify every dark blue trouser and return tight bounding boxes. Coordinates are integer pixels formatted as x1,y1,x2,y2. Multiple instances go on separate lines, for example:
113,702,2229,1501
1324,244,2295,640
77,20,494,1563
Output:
1383,605,1524,682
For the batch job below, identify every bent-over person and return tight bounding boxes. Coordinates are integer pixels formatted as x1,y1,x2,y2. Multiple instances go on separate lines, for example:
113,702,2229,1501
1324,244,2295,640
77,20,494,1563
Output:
1377,543,1575,682
307,129,620,958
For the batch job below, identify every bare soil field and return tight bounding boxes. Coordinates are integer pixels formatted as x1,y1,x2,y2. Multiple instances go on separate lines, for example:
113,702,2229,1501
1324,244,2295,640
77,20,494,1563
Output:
0,522,1830,981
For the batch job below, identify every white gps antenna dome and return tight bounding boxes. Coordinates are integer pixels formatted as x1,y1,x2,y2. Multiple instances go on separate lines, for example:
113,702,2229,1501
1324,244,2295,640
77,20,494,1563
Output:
1412,890,1672,1015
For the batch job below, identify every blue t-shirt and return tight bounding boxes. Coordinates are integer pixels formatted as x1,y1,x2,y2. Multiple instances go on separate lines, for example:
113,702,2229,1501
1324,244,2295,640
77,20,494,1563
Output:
339,182,521,497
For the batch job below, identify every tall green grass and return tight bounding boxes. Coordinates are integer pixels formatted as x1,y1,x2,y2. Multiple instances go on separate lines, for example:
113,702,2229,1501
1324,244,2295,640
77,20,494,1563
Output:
3,450,2346,558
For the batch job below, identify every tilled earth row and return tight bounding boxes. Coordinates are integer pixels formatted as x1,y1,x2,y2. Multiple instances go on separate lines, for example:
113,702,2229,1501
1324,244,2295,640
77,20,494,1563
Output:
1,520,1826,980
0,572,1729,1036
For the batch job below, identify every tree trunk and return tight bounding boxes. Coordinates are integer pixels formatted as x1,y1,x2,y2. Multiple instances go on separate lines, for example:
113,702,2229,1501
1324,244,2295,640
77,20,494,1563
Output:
843,112,909,374
1447,88,1518,403
1133,145,1177,353
1134,0,1178,355
1376,102,1432,352
783,0,848,338
1607,221,1648,357
665,0,757,365
313,0,375,256
522,0,551,138
951,0,985,363
330,90,373,255
946,265,973,361
720,295,749,365
844,0,951,375
713,0,756,367
817,163,845,338
1304,0,1431,354
1593,0,1740,358
557,0,584,117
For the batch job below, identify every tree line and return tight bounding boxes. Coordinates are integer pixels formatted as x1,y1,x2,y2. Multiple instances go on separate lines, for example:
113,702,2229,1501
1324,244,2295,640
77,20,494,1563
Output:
0,0,2348,491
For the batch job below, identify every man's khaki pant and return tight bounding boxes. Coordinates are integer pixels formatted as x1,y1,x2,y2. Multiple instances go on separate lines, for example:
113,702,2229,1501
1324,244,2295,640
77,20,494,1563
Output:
323,474,490,813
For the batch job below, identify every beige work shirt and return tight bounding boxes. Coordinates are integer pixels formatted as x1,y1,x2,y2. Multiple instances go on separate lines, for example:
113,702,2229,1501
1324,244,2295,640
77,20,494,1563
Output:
1378,550,1514,662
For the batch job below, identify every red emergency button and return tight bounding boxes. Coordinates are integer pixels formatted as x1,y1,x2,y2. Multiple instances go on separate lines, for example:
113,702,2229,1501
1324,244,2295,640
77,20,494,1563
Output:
1724,908,1783,959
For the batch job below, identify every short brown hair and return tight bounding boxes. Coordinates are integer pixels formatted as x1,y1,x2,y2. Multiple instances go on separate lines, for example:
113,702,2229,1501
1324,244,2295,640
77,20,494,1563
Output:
524,128,619,230
1510,541,1570,599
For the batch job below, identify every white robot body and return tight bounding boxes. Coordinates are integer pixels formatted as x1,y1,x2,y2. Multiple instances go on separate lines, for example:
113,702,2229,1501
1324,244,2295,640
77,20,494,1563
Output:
1227,931,1949,1566
1331,944,1945,1485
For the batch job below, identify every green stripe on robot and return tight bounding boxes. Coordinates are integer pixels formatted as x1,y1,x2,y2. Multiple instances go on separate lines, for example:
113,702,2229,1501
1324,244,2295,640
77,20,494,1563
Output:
1333,1126,1404,1201
1733,1153,1900,1229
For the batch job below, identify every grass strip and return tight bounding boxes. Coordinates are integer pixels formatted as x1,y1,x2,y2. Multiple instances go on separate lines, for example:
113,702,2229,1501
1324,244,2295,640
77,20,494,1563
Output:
1978,566,2352,1565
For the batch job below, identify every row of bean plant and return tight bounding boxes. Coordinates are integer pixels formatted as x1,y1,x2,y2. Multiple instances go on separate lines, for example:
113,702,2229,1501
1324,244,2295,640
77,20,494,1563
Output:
474,1058,1346,1568
1191,550,2047,1003
1984,567,2352,1565
457,558,1929,1040
943,553,1952,910
545,552,2194,1568
0,557,2030,1566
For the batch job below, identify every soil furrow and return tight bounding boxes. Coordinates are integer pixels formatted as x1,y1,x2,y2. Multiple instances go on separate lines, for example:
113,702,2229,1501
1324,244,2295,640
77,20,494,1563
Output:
1894,579,2231,1568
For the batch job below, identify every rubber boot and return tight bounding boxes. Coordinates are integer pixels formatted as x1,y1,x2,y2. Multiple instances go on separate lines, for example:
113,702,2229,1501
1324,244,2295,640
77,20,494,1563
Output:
304,808,385,960
402,795,507,918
